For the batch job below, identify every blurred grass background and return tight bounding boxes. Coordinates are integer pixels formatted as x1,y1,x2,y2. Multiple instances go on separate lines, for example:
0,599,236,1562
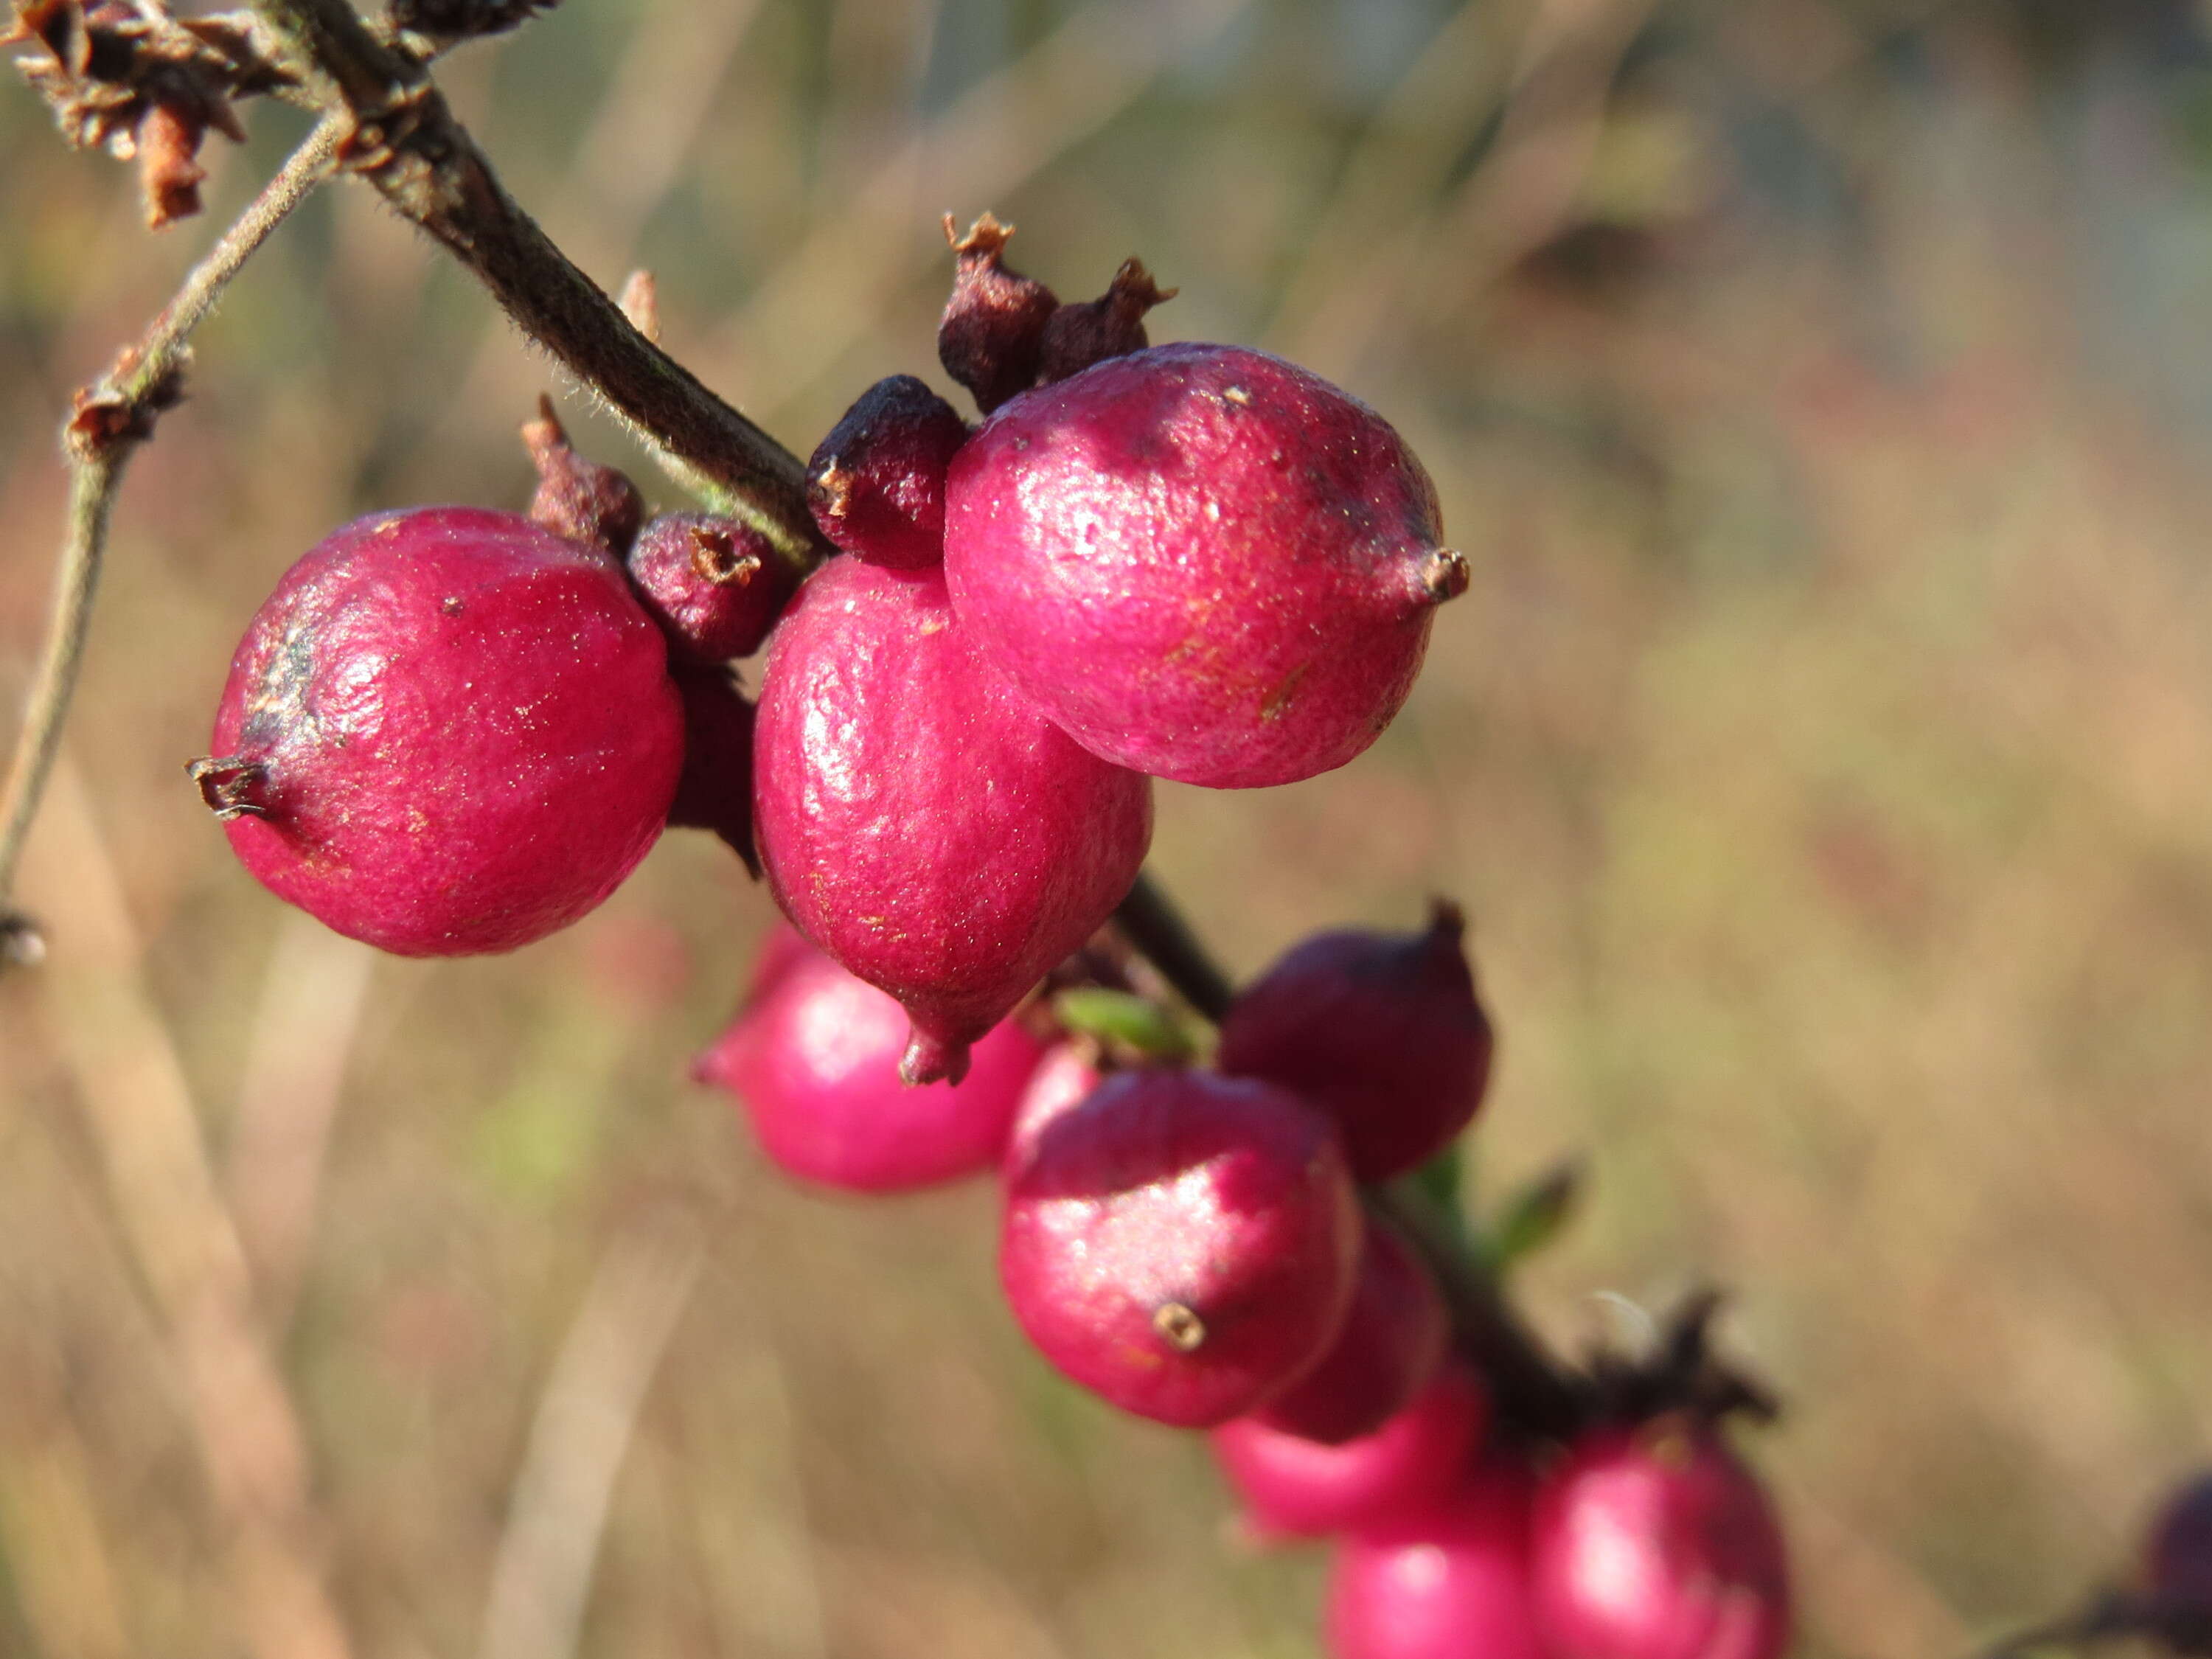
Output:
5,0,2212,1655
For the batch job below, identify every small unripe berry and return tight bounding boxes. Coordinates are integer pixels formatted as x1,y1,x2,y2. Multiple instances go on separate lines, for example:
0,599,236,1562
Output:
1253,1216,1448,1445
1530,1418,1791,1659
695,927,1046,1192
198,507,682,956
945,341,1467,789
1325,1460,1546,1659
1217,902,1492,1181
938,212,1058,414
625,512,797,664
752,556,1152,1085
806,375,970,569
1001,1068,1361,1428
1213,1363,1490,1541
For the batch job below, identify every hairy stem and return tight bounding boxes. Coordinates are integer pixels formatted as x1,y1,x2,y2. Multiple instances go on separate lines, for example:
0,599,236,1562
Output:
248,0,824,560
1111,873,1588,1441
0,114,347,962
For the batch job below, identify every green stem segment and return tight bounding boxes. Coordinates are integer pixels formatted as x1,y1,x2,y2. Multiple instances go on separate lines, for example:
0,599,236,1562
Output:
0,114,347,959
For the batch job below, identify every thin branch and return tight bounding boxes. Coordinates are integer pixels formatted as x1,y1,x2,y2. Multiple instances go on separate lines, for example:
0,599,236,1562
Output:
247,0,823,557
0,111,346,965
1113,872,1235,1022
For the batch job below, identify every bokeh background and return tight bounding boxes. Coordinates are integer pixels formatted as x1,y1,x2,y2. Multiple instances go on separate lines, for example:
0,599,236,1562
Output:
4,0,2212,1655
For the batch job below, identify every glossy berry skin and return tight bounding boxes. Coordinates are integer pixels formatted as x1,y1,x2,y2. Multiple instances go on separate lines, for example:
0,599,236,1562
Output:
1214,1363,1490,1541
203,507,683,956
1001,1068,1361,1428
695,928,1047,1192
1326,1461,1546,1659
806,375,970,569
1255,1216,1448,1445
944,342,1467,790
1531,1419,1791,1659
1217,903,1492,1181
625,512,796,664
2148,1473,2212,1608
1001,1043,1102,1177
752,556,1152,1085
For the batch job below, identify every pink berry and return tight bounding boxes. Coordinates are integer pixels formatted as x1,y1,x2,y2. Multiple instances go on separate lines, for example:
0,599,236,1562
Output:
1000,1068,1361,1428
938,212,1059,414
806,375,970,569
695,933,1046,1193
1325,1459,1546,1659
751,556,1152,1085
2148,1473,2212,1608
1217,902,1493,1181
1530,1419,1791,1659
942,341,1468,789
1255,1216,1448,1445
625,512,798,664
196,507,683,956
1001,1042,1102,1177
1213,1363,1490,1541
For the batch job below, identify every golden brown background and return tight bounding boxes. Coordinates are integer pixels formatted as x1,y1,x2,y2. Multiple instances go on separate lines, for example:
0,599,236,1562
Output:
4,1,2211,1655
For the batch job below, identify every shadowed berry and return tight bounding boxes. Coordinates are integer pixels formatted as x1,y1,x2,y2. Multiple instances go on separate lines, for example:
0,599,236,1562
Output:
1217,902,1492,1181
664,665,757,873
1001,1068,1361,1428
1036,256,1176,383
938,212,1058,414
1255,1216,1448,1445
806,375,970,569
196,507,683,956
944,341,1467,789
625,512,797,664
1531,1418,1791,1659
1002,1042,1103,1177
2149,1473,2212,1610
1325,1459,1546,1659
1214,1363,1490,1541
695,928,1046,1192
752,556,1152,1085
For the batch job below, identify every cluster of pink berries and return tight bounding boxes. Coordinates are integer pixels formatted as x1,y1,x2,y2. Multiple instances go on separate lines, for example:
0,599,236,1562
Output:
193,218,1789,1659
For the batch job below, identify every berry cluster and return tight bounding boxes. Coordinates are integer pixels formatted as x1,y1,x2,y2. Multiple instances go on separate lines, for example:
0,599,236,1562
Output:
191,217,1789,1659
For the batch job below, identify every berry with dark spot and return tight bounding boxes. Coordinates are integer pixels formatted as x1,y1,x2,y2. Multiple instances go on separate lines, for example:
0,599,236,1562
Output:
625,511,798,664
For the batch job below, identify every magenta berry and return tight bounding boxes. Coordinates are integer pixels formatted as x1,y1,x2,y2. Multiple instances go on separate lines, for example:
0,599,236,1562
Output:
1325,1460,1546,1659
1035,256,1176,384
2148,1473,2212,1609
1001,1042,1102,1177
943,341,1468,789
806,375,970,568
751,555,1152,1085
695,931,1046,1193
938,212,1058,414
1217,902,1492,1181
999,1068,1361,1428
1254,1216,1448,1446
198,507,683,956
1214,1363,1490,1541
625,512,797,663
1531,1418,1791,1659
664,665,758,872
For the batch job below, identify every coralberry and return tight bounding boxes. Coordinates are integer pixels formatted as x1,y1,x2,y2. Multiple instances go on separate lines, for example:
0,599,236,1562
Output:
1000,1067,1362,1427
805,374,970,569
196,507,683,956
1530,1418,1791,1659
943,341,1469,789
1324,1459,1547,1659
695,926,1046,1192
1253,1216,1449,1446
625,511,797,664
751,555,1152,1084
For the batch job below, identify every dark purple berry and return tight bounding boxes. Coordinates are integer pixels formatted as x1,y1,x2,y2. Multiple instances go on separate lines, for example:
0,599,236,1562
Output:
1217,902,1492,1181
2148,1473,2212,1610
1035,257,1176,384
806,375,970,569
625,512,797,664
665,665,758,873
937,212,1058,414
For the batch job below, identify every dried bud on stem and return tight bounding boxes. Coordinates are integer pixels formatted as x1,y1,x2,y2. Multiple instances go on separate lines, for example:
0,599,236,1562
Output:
937,212,1057,414
522,395,644,554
